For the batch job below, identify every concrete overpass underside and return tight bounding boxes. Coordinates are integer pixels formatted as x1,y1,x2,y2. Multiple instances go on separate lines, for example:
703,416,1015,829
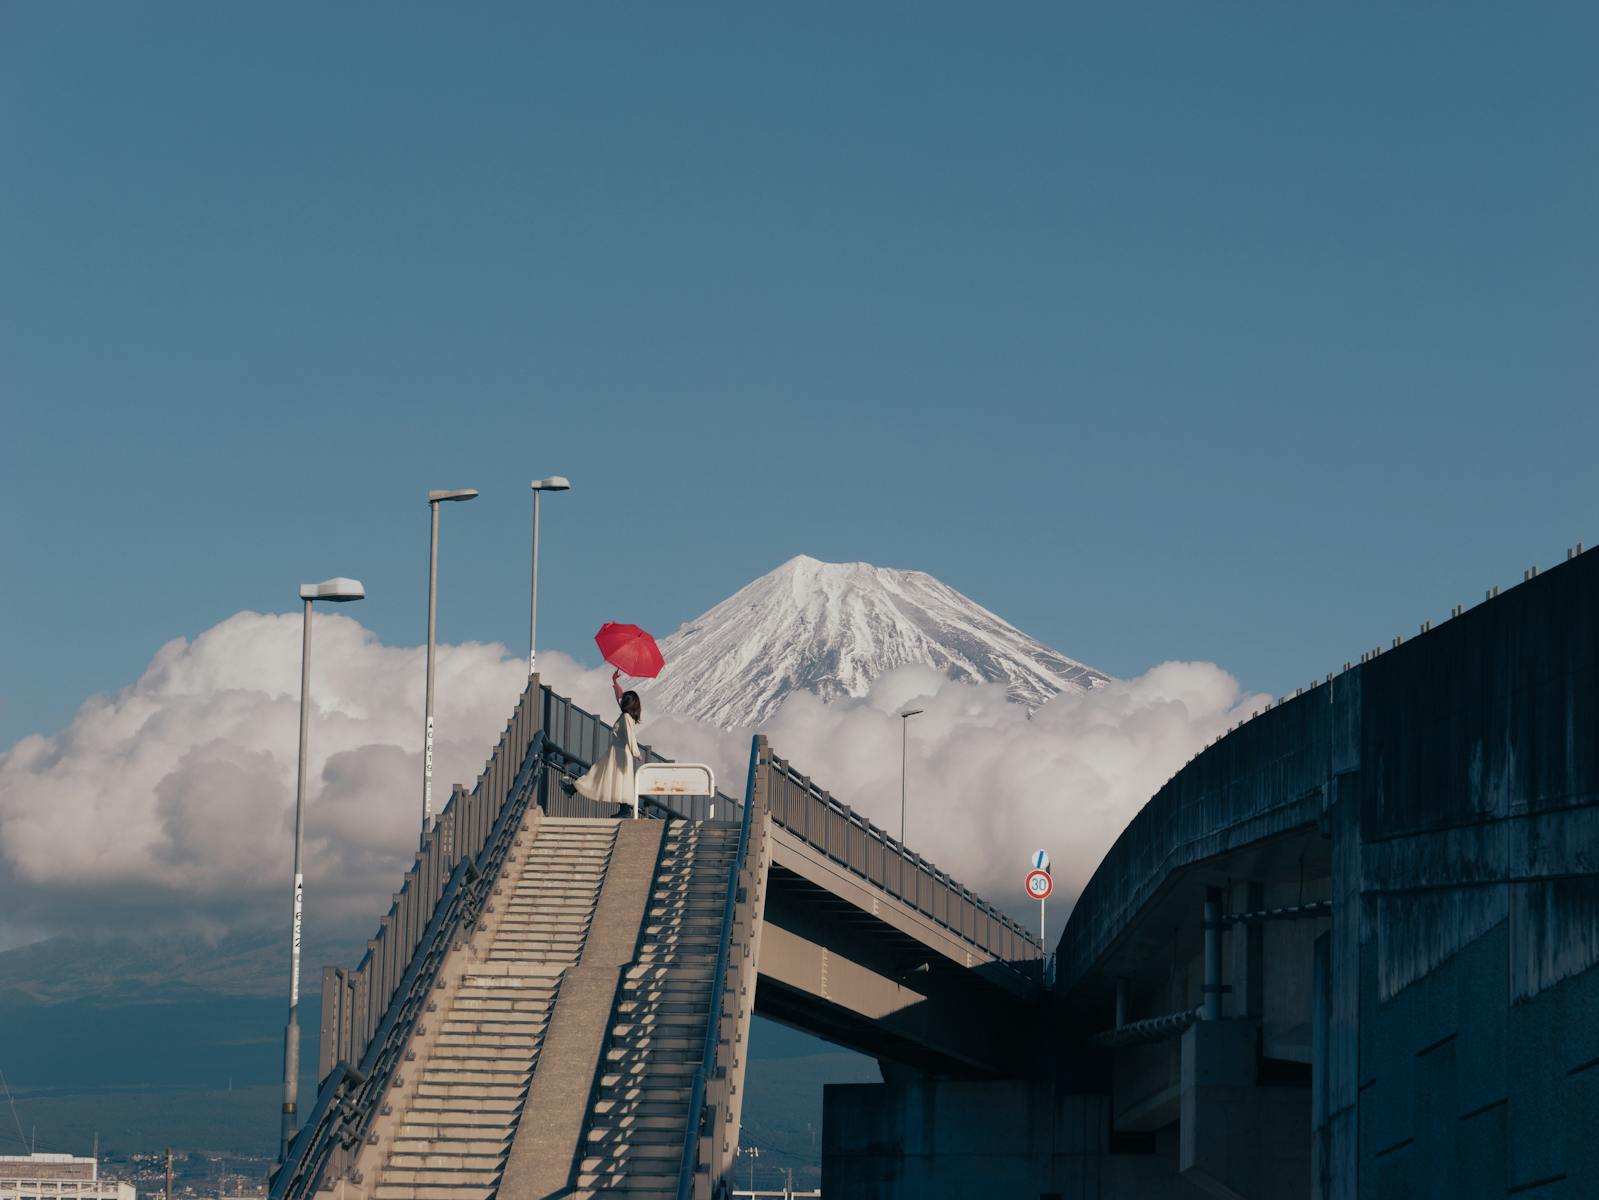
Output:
823,543,1599,1200
756,841,1038,1075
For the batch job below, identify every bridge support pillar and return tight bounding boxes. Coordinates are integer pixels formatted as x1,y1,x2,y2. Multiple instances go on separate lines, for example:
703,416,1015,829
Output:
1228,882,1264,1018
1201,888,1223,1021
1180,1019,1309,1198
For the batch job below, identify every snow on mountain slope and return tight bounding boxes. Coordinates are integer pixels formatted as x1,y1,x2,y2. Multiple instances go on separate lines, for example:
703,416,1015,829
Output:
640,556,1111,728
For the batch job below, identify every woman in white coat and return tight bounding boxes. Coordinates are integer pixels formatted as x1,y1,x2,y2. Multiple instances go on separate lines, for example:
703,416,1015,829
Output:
573,688,643,817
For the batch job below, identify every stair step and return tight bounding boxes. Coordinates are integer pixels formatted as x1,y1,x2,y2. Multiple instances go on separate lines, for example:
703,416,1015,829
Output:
372,1186,496,1200
414,1083,528,1100
576,1169,679,1190
603,1035,700,1054
378,1167,502,1186
584,1126,686,1149
584,1114,685,1135
588,1101,692,1120
397,1121,514,1139
388,1143,508,1162
439,1020,549,1035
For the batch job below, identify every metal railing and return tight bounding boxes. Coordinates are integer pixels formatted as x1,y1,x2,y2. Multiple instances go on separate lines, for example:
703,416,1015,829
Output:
275,700,548,1200
283,681,1038,1200
314,679,543,1081
763,752,1040,966
679,735,767,1200
540,687,743,823
539,691,1036,965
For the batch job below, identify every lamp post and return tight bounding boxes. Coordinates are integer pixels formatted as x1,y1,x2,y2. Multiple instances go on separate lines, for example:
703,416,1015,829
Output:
899,708,924,844
528,476,571,675
280,577,365,1163
422,489,478,845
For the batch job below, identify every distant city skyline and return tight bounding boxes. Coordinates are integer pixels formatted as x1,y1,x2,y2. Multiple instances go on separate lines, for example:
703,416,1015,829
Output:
5,3,1597,752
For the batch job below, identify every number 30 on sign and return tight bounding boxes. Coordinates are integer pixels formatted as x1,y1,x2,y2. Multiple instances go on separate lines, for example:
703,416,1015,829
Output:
1025,868,1053,900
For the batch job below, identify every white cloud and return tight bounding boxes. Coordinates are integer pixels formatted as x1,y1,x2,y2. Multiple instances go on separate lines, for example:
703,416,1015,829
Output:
660,662,1263,919
540,654,1267,919
0,613,1266,949
0,611,529,946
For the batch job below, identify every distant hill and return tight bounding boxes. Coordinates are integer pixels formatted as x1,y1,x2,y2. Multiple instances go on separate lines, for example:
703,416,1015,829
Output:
0,934,873,1176
0,931,342,1005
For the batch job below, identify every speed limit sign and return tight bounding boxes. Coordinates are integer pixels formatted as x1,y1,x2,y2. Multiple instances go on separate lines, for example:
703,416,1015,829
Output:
1025,868,1053,900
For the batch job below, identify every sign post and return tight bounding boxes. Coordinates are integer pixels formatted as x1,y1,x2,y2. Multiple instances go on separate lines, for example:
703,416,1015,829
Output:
1025,855,1053,946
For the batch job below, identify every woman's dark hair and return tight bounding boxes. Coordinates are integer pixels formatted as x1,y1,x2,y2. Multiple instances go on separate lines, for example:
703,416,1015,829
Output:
619,690,641,712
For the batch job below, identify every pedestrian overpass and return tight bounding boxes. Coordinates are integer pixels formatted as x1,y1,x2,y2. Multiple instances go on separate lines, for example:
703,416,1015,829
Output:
271,680,1042,1200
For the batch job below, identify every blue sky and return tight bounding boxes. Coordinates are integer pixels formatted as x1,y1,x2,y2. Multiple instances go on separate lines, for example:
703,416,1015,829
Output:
4,2,1596,751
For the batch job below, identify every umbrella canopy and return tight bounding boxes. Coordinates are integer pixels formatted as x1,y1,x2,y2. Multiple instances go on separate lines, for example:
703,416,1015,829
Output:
595,622,665,679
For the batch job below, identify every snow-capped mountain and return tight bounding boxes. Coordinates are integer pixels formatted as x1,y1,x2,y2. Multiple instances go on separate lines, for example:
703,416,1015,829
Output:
641,555,1110,728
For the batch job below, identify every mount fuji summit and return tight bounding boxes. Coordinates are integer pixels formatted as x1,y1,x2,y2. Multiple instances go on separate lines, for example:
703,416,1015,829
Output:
641,555,1111,728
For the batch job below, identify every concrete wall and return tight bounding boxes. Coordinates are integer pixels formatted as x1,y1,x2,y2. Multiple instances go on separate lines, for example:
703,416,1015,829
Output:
1315,548,1599,1197
823,1080,1213,1200
1345,918,1599,1198
824,547,1599,1198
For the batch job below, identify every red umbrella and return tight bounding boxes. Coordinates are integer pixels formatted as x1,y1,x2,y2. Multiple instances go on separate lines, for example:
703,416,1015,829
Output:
595,622,665,700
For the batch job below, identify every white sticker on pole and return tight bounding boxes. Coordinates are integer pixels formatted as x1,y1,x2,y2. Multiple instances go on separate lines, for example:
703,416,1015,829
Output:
1031,849,1050,873
1025,868,1053,900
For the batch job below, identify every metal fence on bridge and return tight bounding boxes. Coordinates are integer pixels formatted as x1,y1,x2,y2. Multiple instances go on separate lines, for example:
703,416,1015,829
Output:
764,753,1040,966
541,688,744,824
539,688,1038,966
317,682,543,1081
289,679,1039,1200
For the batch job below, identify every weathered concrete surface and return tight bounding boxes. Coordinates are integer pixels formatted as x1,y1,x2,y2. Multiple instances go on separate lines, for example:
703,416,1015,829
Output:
756,880,1035,1074
1179,1021,1309,1198
823,1079,1214,1199
499,819,663,1200
830,548,1599,1197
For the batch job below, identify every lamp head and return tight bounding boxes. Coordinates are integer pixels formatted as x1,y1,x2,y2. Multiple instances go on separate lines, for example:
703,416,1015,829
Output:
900,708,926,720
428,488,479,503
299,578,366,603
531,476,572,492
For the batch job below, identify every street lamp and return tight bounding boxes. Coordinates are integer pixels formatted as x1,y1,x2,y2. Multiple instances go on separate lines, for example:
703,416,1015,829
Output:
281,576,364,1163
899,708,924,844
422,489,478,844
528,476,571,676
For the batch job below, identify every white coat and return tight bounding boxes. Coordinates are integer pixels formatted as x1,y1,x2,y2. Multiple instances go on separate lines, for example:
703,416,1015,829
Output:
574,712,640,810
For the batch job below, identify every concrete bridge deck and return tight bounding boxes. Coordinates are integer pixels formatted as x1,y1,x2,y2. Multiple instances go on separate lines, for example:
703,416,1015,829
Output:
823,543,1599,1199
274,682,1042,1200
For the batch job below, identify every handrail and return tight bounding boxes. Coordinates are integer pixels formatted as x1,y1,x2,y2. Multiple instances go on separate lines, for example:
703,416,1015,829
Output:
541,685,742,823
272,733,548,1200
542,685,1031,963
290,681,1037,1200
677,735,761,1200
765,752,1040,963
267,1062,357,1199
315,681,545,1087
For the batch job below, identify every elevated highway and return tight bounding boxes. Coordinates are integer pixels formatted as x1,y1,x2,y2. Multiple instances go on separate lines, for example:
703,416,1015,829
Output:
271,681,1042,1200
823,543,1599,1198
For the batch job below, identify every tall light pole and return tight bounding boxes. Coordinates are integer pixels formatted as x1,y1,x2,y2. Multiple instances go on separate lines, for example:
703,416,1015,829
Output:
281,577,364,1163
528,476,571,675
899,708,924,844
423,489,478,845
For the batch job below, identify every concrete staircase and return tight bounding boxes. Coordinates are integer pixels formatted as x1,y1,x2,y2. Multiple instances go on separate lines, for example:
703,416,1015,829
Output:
370,818,619,1200
575,822,742,1200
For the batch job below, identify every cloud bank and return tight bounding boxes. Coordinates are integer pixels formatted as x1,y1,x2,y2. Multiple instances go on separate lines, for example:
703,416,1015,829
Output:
1,613,1265,950
0,612,529,948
